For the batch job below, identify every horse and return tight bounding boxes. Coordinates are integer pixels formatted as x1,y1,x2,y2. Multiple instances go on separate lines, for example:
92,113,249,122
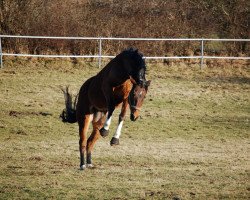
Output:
61,48,150,170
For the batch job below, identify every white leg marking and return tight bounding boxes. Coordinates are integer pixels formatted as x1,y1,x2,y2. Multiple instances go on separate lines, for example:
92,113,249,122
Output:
113,121,124,139
86,164,94,168
103,116,112,130
80,165,86,170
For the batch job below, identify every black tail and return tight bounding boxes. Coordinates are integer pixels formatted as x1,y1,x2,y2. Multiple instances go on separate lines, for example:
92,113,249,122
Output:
60,86,78,123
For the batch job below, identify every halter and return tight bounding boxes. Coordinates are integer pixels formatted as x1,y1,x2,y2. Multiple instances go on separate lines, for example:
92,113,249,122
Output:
128,85,142,111
128,74,147,111
130,105,141,111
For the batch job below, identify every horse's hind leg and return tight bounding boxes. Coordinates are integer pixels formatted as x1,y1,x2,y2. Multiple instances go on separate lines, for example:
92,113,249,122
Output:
79,114,92,170
86,112,106,167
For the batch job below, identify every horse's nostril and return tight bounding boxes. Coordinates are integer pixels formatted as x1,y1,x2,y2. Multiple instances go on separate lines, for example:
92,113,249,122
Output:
130,114,138,121
130,114,135,121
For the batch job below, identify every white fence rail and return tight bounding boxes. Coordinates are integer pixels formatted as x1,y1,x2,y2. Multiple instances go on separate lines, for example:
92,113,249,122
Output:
0,35,249,68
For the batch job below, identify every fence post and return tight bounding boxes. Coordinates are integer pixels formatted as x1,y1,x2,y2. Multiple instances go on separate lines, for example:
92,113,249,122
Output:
98,37,102,68
200,39,204,69
0,37,3,68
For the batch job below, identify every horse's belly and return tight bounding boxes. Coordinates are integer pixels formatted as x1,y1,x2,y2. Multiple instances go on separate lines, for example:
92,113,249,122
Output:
88,78,132,111
88,82,107,111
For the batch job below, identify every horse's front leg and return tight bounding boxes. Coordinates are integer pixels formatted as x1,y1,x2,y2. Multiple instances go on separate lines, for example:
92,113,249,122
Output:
99,104,115,137
110,98,129,146
100,86,115,137
78,114,92,170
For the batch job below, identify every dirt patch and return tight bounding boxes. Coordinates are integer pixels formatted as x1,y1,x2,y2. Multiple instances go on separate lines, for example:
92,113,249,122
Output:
9,110,52,117
28,156,43,161
3,70,16,75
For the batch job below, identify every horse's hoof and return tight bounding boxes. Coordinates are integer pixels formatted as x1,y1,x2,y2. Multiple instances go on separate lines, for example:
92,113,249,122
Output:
100,127,109,137
80,165,86,170
110,137,119,146
87,164,94,168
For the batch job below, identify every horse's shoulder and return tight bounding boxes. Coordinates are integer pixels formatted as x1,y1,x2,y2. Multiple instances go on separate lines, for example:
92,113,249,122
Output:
123,79,133,90
113,79,133,97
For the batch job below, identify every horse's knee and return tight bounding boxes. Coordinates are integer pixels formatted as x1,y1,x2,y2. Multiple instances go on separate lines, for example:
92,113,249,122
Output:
79,146,86,154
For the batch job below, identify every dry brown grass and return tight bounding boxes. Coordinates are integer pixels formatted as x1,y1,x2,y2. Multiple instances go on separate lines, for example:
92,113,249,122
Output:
0,59,249,199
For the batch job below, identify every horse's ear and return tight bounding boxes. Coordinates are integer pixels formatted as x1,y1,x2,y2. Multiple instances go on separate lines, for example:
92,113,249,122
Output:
145,80,151,91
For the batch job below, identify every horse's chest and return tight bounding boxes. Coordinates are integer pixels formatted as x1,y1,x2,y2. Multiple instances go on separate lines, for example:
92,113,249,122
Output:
113,86,131,104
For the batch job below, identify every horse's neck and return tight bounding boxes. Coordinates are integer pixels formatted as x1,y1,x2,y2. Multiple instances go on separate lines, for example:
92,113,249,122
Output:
102,59,129,86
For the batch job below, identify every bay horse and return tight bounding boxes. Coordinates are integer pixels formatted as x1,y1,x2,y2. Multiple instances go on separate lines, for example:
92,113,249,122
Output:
61,48,150,170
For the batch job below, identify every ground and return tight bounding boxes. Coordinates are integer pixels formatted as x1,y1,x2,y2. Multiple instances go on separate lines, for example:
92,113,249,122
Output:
0,58,249,199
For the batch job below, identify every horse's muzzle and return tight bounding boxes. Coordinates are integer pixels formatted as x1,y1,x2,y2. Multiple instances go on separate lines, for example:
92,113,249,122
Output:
130,113,138,121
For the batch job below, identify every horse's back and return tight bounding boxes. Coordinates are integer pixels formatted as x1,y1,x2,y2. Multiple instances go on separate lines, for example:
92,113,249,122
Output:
77,54,133,113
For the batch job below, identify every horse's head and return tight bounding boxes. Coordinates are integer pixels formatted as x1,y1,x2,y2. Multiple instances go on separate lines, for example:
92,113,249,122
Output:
128,80,151,121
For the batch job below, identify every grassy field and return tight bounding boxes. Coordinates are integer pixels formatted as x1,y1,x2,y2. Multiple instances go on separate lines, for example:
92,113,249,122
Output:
0,59,249,199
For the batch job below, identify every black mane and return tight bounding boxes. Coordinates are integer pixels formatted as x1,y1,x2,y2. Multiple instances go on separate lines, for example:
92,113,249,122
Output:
122,48,146,70
116,48,147,84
